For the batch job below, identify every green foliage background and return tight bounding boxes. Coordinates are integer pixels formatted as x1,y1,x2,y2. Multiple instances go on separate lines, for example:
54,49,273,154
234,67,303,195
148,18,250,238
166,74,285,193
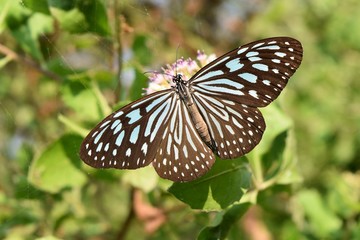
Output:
0,0,359,239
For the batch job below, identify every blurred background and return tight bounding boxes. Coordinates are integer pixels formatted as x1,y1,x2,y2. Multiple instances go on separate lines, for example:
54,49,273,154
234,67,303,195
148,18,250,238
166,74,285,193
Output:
0,0,359,239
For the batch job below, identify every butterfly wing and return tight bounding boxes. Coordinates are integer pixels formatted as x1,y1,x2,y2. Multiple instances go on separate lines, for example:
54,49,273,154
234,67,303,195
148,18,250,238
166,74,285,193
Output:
152,97,215,181
190,37,303,107
193,93,265,159
80,90,177,169
190,37,303,159
80,89,215,182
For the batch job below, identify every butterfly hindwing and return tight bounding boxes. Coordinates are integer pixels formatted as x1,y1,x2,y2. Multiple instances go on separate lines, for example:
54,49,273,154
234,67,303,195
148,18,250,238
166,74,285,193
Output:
193,92,265,159
152,98,215,181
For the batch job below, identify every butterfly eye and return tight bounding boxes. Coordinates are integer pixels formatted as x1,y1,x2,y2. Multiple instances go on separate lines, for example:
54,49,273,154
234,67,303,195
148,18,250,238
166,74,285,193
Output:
79,37,303,182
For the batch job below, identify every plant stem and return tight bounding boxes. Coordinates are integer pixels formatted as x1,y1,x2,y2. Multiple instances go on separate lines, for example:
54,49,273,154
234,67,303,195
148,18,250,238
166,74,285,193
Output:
0,43,63,82
113,0,123,102
116,187,135,240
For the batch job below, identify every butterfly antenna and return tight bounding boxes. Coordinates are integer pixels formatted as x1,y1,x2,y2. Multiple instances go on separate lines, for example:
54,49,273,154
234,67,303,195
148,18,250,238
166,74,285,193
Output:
143,70,174,78
175,44,180,77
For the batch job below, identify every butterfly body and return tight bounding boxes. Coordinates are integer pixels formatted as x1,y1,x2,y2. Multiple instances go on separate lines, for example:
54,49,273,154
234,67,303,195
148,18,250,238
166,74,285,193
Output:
173,74,214,149
80,37,303,182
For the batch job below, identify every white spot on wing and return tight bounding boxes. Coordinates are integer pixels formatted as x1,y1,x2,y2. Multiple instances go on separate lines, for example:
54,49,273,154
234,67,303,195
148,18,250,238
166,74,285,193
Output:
111,119,121,129
126,109,142,124
252,63,269,71
225,58,244,72
262,80,271,86
141,142,148,155
246,51,259,57
183,145,188,158
248,57,262,62
225,125,235,134
113,111,124,118
100,120,111,128
112,149,117,156
275,52,286,58
239,73,257,83
249,90,258,99
252,42,265,48
125,148,131,157
258,45,280,50
115,130,125,146
272,59,281,63
129,125,140,144
113,122,123,134
194,70,224,81
104,143,109,152
96,142,103,152
237,47,248,54
94,126,108,144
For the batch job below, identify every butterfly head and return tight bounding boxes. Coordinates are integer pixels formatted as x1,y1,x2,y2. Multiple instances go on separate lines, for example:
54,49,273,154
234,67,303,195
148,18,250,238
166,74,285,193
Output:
172,73,185,84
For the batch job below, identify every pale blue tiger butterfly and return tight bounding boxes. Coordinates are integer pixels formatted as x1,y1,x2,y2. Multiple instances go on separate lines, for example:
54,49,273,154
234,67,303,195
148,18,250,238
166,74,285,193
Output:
80,37,303,182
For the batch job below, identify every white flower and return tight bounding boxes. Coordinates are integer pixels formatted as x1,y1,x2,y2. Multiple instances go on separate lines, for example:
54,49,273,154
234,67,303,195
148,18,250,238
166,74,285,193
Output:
145,52,216,94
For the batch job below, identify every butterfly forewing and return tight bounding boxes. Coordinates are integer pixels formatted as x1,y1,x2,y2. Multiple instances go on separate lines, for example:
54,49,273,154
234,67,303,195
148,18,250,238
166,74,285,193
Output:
190,37,303,108
152,98,215,181
80,90,176,170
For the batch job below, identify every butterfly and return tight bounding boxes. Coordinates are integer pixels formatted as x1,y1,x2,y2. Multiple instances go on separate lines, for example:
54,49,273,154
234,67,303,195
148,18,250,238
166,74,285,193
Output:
79,37,303,182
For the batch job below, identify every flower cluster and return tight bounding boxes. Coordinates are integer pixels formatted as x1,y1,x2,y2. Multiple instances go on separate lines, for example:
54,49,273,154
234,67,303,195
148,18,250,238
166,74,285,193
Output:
145,51,217,94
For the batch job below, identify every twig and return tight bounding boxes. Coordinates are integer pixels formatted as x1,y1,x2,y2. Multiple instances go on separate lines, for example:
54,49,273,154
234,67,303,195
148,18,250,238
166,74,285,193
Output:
0,43,63,82
116,187,135,240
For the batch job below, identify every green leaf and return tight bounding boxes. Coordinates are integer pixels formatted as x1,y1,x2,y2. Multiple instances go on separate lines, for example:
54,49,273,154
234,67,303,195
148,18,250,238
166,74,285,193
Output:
198,203,251,240
169,158,251,210
51,7,87,34
0,55,12,69
133,34,153,65
5,1,31,30
262,131,288,172
35,236,63,240
296,189,342,238
28,134,87,193
247,104,300,188
61,81,102,122
23,0,50,14
14,176,46,200
77,0,111,36
49,0,76,10
122,166,159,193
6,4,53,62
130,68,148,100
0,0,12,33
252,104,293,156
